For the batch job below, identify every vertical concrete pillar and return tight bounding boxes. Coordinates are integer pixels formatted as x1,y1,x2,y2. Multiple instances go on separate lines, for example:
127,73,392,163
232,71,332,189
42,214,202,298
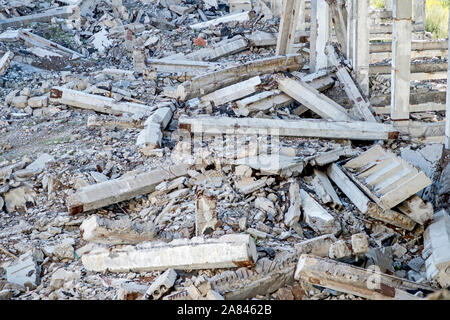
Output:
446,6,450,149
414,0,426,40
354,0,370,96
310,0,330,72
346,0,354,63
385,0,393,11
391,0,412,121
276,0,301,55
297,0,306,32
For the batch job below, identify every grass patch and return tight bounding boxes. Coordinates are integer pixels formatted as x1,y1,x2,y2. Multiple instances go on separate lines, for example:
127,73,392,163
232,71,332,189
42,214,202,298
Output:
426,0,449,38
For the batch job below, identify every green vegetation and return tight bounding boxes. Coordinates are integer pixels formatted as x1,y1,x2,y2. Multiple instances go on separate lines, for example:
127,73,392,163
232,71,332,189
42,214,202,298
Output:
370,0,449,39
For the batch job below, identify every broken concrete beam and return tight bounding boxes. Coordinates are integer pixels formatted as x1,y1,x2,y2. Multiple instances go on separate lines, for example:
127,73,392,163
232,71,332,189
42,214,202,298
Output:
277,76,355,122
79,215,156,245
307,146,356,167
0,6,76,29
300,189,340,235
137,107,173,152
234,177,267,195
178,116,399,141
50,87,154,116
343,145,432,210
0,50,13,76
81,234,257,272
145,269,177,300
423,210,450,288
87,115,144,129
196,76,262,108
148,59,218,77
117,282,149,300
367,202,417,231
285,181,302,227
326,44,377,122
18,30,83,58
396,195,433,225
312,169,342,209
234,155,304,178
186,36,249,62
190,11,251,30
174,54,303,101
294,234,337,257
294,254,430,299
67,163,190,215
233,73,334,117
196,191,219,236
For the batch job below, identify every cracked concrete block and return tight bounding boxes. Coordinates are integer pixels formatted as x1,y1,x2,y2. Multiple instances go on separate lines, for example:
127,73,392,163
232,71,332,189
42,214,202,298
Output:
294,234,337,257
196,191,219,236
80,215,155,245
285,181,301,227
255,197,276,216
82,234,258,273
351,233,370,255
50,268,78,290
329,240,352,259
145,269,177,300
6,252,40,289
27,96,48,108
117,282,149,300
4,186,36,213
300,189,340,235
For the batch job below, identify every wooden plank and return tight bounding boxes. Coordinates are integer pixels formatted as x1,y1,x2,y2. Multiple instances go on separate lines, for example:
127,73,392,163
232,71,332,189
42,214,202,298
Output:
67,163,190,214
277,76,355,122
178,116,399,141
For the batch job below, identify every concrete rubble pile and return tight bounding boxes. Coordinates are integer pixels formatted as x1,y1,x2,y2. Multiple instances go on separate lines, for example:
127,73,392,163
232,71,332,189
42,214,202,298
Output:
0,0,449,301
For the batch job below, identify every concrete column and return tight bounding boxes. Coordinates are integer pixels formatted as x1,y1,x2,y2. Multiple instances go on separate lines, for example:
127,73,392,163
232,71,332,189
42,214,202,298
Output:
354,0,370,96
275,0,301,55
385,0,393,11
310,0,330,73
414,0,426,40
391,0,412,121
446,7,450,149
346,0,354,63
297,0,306,32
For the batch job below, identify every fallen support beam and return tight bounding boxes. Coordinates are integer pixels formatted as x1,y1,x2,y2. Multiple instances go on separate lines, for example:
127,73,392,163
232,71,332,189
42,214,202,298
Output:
81,234,257,272
326,44,377,122
50,87,154,116
312,168,343,209
343,145,432,210
67,163,190,215
80,215,156,245
179,116,399,141
0,6,76,29
294,254,432,300
300,189,340,235
148,59,218,78
277,76,355,122
0,50,13,76
370,40,448,53
173,54,303,101
196,76,262,108
190,11,251,30
87,115,144,129
136,106,173,152
18,29,83,58
373,103,447,115
185,36,249,62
